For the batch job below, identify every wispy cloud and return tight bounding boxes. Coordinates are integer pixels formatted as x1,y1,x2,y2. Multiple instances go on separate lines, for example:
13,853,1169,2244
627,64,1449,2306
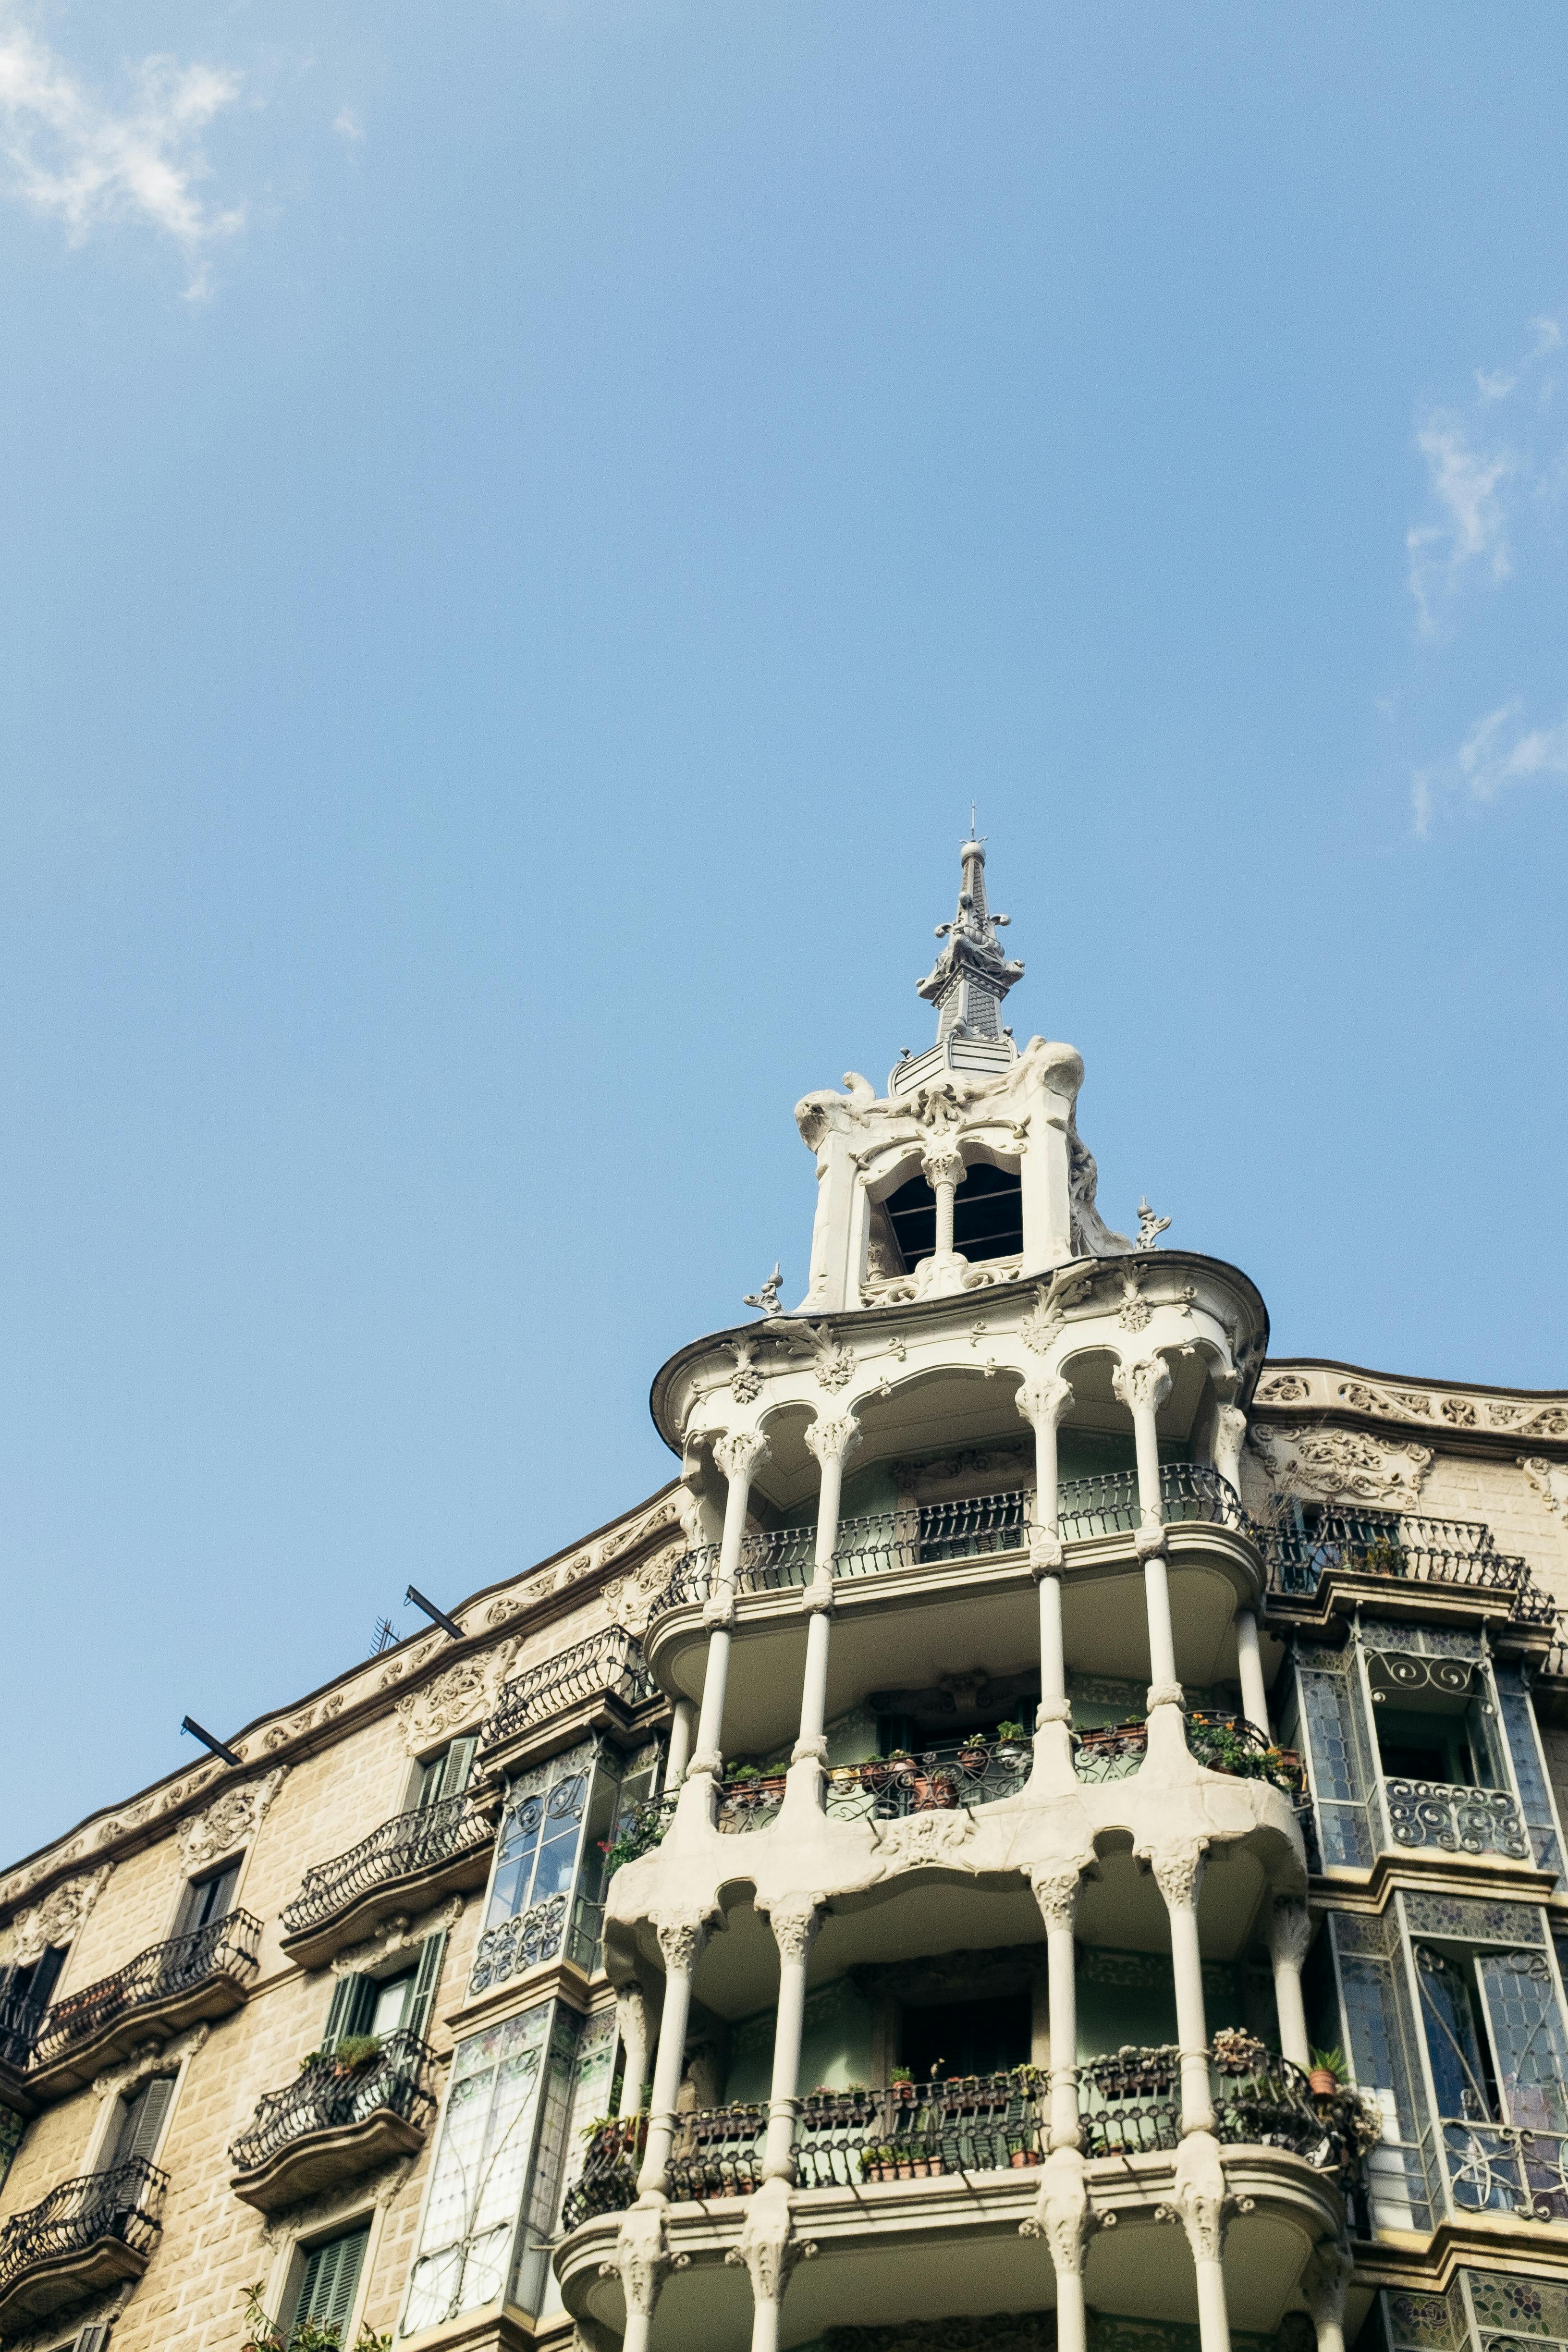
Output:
1405,315,1563,636
1406,419,1514,633
1411,698,1568,834
332,104,363,146
0,12,245,296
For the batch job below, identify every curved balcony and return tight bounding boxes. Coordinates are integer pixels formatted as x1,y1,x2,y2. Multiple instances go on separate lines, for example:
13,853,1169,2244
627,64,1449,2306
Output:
479,1625,657,1765
280,1794,493,1970
229,2028,439,2212
0,2157,166,2328
1266,1507,1555,1630
28,1912,260,2096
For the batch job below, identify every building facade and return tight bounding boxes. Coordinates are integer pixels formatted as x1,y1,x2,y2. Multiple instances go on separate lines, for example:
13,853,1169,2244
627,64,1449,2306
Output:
2,839,1568,2352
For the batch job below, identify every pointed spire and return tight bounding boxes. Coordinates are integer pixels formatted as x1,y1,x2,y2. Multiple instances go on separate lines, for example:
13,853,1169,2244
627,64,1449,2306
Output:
916,833,1024,1043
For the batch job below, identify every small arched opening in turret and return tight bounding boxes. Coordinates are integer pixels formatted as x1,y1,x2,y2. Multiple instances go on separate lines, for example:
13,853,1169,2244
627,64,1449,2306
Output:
877,1157,1023,1273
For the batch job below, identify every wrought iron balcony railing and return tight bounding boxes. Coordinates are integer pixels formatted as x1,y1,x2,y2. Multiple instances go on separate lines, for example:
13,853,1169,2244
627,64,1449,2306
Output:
480,1625,653,1749
229,2028,438,2178
1384,1778,1531,1862
1441,2117,1568,2222
30,1911,260,2070
560,2047,1358,2230
1266,1508,1545,1618
649,1464,1253,1625
282,1794,492,1938
0,2156,166,2307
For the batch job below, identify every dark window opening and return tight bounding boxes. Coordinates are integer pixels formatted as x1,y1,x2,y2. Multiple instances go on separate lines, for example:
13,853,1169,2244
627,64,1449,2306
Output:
899,1992,1031,2081
177,1856,241,1936
883,1161,1023,1271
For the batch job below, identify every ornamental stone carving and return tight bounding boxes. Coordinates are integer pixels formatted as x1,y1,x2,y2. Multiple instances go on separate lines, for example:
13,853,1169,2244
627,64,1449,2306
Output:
1257,1373,1311,1403
656,1918,709,1976
804,1415,862,1469
1015,1373,1074,1436
331,1894,463,1979
605,1542,685,1637
714,1431,771,1487
1267,1897,1312,1972
1521,1457,1568,1526
1302,2239,1354,2329
883,1809,975,1866
1019,2145,1093,2275
4,1863,113,1968
260,2156,415,2249
1146,1844,1206,1913
764,1907,821,1967
1159,2130,1249,2266
1250,1421,1433,1508
1212,1405,1248,1491
1112,1356,1173,1417
605,2200,688,2321
93,2023,208,2101
726,2177,815,2305
177,1766,288,1873
920,1148,967,1193
1030,1870,1082,1933
393,1640,518,1756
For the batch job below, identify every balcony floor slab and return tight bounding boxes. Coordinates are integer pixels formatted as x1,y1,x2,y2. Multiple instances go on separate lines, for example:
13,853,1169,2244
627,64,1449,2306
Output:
231,2107,428,2212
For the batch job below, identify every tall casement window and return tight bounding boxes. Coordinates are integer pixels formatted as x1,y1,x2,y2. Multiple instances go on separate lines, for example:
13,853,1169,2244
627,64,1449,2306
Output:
468,1739,658,1999
1325,1893,1568,2234
402,2002,599,2334
411,1736,477,1812
176,1856,241,1936
1287,1623,1540,1872
290,2220,370,2344
321,1930,446,2054
100,2073,174,2171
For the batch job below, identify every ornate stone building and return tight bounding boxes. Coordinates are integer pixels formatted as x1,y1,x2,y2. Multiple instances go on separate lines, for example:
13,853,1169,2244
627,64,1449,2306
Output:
1,838,1567,2352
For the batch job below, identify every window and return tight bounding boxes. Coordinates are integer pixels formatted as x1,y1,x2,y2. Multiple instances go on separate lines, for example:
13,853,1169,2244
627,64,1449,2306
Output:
411,1738,477,1813
101,2073,174,2171
484,1765,588,1932
320,1932,445,2054
403,2006,552,2333
880,1159,1022,1271
177,1858,241,1936
900,1993,1031,2081
290,2221,369,2344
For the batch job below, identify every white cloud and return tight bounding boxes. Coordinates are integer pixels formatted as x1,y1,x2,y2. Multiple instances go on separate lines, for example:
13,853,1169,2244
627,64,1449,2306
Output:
333,104,362,145
0,12,244,295
1405,416,1513,634
1411,697,1568,833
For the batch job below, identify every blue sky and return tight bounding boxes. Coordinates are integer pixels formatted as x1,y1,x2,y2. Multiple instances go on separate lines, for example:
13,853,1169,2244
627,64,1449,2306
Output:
1,2,1565,1863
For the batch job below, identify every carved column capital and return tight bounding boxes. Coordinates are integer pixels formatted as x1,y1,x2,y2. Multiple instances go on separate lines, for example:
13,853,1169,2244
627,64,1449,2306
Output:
1031,1869,1083,1934
604,2199,689,2320
713,1430,772,1486
655,1917,709,1978
1267,1896,1313,1972
701,1588,736,1630
1213,1404,1248,1485
764,1906,822,1967
1112,1355,1173,1416
1146,1843,1207,1913
1019,2146,1096,2277
803,1414,861,1468
1016,1372,1075,1433
1029,1528,1065,1573
1157,2131,1250,2266
921,1148,966,1192
1134,1521,1168,1562
725,2178,815,2308
1302,2240,1354,2329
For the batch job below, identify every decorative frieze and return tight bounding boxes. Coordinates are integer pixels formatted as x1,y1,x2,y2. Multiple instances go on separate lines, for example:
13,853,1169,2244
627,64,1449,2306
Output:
177,1767,288,1873
1252,1364,1568,1444
1250,1421,1433,1507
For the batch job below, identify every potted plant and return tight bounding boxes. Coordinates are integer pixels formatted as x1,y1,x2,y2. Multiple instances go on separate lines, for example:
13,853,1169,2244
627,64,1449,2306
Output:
1308,2046,1347,2098
957,1731,990,1771
858,1755,891,1794
911,1766,960,1812
889,2067,915,2103
328,2033,383,2080
1211,2027,1269,2079
884,1749,918,1784
993,1721,1029,1766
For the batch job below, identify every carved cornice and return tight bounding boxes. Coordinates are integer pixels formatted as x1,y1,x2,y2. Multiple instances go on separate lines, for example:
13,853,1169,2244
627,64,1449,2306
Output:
1254,1360,1568,1458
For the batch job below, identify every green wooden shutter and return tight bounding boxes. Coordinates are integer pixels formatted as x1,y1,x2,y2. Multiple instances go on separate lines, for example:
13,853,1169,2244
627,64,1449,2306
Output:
404,1931,446,2045
440,1737,477,1802
292,2222,369,2335
106,2074,173,2169
320,1974,361,2053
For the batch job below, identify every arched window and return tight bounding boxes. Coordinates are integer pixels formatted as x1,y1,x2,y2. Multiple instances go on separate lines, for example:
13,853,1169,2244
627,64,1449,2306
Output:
881,1160,1023,1270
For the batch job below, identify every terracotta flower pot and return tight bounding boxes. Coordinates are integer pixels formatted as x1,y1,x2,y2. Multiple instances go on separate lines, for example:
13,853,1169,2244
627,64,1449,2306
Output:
859,1761,890,1793
1308,2069,1339,2097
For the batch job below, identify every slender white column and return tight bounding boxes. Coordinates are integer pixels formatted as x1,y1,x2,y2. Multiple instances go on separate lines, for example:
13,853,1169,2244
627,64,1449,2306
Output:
1267,1897,1313,2071
1112,1356,1177,1696
620,1918,708,2352
663,1699,695,1791
730,1907,821,2352
1303,2242,1353,2352
1212,1401,1247,1497
923,1146,964,1259
1027,1870,1089,2352
1016,1374,1076,1781
691,1432,770,1777
1235,1610,1270,1740
635,1920,707,2197
1151,1847,1213,2135
796,1416,860,1758
614,1984,651,2118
